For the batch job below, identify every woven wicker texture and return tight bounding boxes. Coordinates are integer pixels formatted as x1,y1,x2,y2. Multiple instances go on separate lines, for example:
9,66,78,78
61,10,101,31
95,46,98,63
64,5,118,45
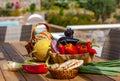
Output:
101,28,120,60
0,25,32,42
0,26,7,42
25,22,53,61
20,25,32,41
48,68,78,79
49,51,94,64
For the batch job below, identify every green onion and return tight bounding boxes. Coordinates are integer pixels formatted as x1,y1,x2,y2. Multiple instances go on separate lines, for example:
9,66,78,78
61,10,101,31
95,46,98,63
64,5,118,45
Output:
85,60,120,67
79,60,120,76
23,60,39,65
79,66,118,76
82,66,120,72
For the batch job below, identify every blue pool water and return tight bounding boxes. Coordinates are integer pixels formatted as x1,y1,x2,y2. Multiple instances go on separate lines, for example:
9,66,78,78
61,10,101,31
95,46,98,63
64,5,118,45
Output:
0,21,20,26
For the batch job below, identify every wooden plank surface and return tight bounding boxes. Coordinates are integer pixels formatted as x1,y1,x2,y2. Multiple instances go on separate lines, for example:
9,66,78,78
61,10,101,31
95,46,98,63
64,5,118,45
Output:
0,42,119,81
11,42,69,81
9,42,48,81
0,44,26,81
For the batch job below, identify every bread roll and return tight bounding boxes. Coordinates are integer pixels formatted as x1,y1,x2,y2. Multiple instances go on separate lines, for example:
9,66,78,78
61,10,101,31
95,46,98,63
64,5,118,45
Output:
35,31,53,41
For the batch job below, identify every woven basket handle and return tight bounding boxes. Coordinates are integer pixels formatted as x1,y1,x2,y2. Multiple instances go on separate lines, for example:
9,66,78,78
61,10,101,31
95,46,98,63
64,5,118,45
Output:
32,22,50,38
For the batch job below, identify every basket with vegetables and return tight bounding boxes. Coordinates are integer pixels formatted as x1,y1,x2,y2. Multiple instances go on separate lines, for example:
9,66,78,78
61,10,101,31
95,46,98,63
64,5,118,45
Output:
25,22,53,61
25,22,53,53
50,28,97,64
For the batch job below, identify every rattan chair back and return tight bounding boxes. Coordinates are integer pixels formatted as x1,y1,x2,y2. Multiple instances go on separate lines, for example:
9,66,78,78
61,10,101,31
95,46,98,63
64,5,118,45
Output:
101,28,120,60
20,25,32,41
0,26,7,42
0,25,32,42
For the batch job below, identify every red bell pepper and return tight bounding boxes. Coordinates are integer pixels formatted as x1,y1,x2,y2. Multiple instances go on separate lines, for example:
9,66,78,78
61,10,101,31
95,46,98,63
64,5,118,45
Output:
76,44,88,54
65,43,78,54
58,44,65,54
22,64,48,74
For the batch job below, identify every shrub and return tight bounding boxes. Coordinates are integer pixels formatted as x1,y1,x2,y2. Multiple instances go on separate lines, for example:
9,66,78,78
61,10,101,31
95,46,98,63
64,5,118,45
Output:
46,12,101,27
10,10,21,16
29,3,36,14
42,1,52,10
114,14,120,19
21,8,29,14
0,9,11,16
6,2,12,9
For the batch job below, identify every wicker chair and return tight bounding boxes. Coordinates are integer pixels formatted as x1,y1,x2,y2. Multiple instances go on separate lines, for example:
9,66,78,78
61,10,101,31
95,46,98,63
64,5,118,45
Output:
0,25,32,42
20,25,32,41
101,28,120,60
0,26,7,42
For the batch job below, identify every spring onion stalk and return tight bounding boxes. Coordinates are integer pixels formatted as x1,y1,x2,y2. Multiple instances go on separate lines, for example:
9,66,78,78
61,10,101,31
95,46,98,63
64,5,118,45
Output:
79,66,118,76
79,60,120,76
2,60,39,71
24,60,38,65
85,60,120,67
81,66,120,72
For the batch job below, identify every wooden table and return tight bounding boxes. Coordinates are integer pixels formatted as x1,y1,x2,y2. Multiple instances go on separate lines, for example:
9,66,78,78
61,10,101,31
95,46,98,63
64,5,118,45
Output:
0,41,119,81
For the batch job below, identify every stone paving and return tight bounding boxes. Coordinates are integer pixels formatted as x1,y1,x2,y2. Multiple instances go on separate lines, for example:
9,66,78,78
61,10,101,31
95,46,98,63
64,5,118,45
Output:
74,29,110,46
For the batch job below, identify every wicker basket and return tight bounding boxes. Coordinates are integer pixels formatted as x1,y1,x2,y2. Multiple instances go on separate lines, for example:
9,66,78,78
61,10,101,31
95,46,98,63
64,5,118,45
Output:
25,22,53,61
49,51,94,64
48,68,78,79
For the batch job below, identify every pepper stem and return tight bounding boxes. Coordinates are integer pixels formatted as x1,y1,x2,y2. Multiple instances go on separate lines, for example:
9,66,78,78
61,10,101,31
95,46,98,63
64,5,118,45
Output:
91,39,95,43
62,40,68,45
29,50,36,58
77,40,86,44
91,44,100,48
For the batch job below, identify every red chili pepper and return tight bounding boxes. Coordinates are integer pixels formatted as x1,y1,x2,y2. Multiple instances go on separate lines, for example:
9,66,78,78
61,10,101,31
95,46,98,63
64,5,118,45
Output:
88,48,97,54
22,64,48,74
86,42,97,54
65,43,78,54
58,44,65,54
76,44,88,54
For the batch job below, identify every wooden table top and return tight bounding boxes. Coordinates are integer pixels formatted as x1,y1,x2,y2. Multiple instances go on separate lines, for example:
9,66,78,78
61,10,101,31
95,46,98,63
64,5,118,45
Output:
0,41,119,81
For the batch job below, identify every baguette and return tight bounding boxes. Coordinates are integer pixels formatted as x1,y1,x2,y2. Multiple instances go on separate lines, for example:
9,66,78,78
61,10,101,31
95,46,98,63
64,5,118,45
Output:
58,59,76,69
34,31,53,42
50,63,59,69
67,60,84,70
40,31,53,40
63,59,79,70
49,59,84,70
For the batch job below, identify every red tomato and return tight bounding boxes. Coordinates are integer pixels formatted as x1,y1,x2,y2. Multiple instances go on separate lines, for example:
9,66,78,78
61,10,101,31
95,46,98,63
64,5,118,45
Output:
22,64,48,74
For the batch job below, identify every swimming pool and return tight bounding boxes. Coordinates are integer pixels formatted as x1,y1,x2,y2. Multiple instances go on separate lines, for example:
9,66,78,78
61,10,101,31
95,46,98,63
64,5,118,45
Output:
0,21,20,26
